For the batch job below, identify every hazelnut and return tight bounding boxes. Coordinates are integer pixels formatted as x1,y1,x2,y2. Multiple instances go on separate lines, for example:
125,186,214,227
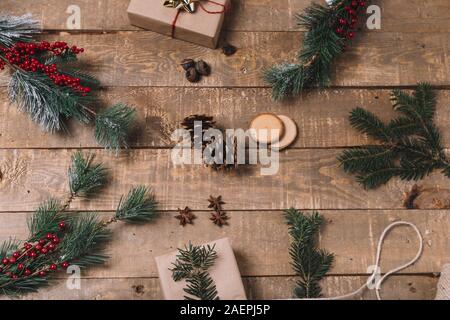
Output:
195,60,211,76
180,58,195,71
186,67,200,82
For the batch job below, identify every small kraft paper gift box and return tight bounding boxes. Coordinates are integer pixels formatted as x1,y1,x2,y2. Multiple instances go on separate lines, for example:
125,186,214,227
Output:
127,0,230,48
155,237,247,300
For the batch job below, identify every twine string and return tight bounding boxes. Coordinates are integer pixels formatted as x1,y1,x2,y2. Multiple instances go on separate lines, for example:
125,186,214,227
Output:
285,221,424,301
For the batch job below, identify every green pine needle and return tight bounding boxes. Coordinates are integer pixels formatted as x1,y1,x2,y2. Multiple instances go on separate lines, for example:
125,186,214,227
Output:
284,208,334,299
115,186,158,223
170,243,219,300
8,70,93,132
94,103,135,152
58,214,110,267
27,199,69,242
68,151,108,197
264,0,361,100
339,83,450,189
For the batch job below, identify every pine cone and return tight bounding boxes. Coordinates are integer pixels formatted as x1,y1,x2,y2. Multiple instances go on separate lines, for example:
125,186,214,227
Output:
181,114,216,145
205,136,239,171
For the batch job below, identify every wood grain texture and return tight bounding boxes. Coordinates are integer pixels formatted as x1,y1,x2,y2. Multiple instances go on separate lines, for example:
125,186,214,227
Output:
1,88,450,149
0,31,449,87
1,0,449,33
1,275,438,300
0,149,449,211
0,210,447,277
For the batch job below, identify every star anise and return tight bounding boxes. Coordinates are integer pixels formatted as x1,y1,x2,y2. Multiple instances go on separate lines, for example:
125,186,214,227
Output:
207,195,225,211
210,210,229,227
175,207,196,226
403,184,421,209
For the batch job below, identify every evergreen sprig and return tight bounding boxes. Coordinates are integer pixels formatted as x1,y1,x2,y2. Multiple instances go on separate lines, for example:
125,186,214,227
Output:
338,83,450,189
1,15,136,151
264,0,369,100
0,152,158,296
284,208,334,298
114,186,158,223
171,243,219,300
0,14,39,47
68,151,108,198
95,103,135,152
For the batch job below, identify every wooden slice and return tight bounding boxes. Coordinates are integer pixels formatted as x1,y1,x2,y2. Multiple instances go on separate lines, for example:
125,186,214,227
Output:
271,115,298,150
249,113,285,144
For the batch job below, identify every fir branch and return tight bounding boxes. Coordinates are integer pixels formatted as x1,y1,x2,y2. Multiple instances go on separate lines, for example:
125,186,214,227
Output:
114,186,158,223
284,208,334,298
0,14,40,47
339,83,450,189
264,1,369,100
171,243,219,300
94,103,135,152
8,70,93,132
68,151,108,198
27,199,67,242
58,214,110,267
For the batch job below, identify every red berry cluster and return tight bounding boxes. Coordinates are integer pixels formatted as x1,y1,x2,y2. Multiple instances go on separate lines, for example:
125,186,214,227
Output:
335,1,366,41
0,41,91,95
0,221,70,280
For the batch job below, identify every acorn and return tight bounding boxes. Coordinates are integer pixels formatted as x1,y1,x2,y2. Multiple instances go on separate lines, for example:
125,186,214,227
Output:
180,58,195,71
195,60,211,76
186,67,200,83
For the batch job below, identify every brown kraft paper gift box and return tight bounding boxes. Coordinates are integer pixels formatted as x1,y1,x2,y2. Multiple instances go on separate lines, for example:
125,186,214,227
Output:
127,0,230,48
155,238,247,300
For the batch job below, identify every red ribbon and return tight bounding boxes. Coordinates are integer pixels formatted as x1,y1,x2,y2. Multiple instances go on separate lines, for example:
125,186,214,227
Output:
171,1,230,38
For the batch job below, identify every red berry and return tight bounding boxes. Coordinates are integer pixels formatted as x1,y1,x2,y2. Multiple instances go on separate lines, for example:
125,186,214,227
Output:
52,237,60,244
48,243,56,251
347,32,355,39
12,252,20,259
351,1,358,6
24,269,32,276
61,261,70,269
339,18,347,25
35,244,42,251
30,251,37,259
38,271,46,277
46,233,54,240
40,248,49,254
9,257,16,264
50,264,57,271
58,221,66,229
359,1,366,6
39,239,46,245
18,263,24,270
12,274,18,280
2,258,9,265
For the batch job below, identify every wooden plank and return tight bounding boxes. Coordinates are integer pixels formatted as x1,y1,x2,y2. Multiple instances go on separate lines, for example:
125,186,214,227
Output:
0,149,449,211
1,275,438,300
1,31,449,87
1,0,448,33
0,210,447,276
1,88,450,149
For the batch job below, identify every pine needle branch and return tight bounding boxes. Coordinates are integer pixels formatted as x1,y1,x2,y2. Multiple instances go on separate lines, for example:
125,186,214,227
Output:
68,151,108,198
0,14,40,47
114,186,158,223
339,83,449,189
264,1,369,100
170,243,219,300
94,103,135,152
284,208,334,298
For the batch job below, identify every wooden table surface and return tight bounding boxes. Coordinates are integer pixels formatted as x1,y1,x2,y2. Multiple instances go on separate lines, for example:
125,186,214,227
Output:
0,0,449,300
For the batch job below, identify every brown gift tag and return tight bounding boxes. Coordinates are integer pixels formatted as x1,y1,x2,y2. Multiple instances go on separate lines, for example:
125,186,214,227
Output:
127,0,230,48
155,238,247,300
